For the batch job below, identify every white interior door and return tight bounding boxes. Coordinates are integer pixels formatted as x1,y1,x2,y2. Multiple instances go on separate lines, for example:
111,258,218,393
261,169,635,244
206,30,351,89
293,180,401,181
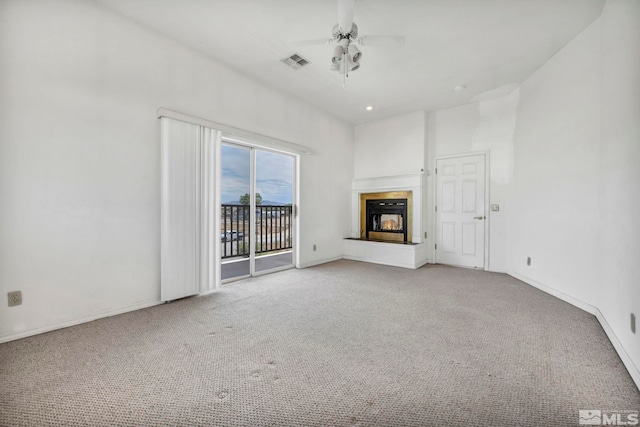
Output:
435,154,486,269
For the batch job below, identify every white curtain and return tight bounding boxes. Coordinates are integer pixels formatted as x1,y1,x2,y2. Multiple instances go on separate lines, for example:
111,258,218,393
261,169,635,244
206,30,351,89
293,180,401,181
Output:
160,118,220,302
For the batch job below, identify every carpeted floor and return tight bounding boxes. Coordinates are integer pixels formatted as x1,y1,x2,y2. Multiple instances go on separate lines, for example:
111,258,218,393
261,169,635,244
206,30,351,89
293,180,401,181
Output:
1,260,638,426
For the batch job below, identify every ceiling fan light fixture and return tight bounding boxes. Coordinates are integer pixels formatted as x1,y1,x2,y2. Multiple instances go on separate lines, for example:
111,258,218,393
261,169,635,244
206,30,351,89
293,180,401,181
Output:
332,45,345,63
365,105,375,111
311,0,405,81
348,43,361,63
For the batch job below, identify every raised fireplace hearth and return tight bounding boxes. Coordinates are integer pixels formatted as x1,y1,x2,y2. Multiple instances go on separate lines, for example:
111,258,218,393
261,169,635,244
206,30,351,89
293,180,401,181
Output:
360,191,412,243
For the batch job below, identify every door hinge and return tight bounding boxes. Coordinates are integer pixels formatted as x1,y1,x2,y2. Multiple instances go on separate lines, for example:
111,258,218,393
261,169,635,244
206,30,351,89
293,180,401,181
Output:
435,243,437,250
293,204,297,218
435,168,437,174
435,206,437,212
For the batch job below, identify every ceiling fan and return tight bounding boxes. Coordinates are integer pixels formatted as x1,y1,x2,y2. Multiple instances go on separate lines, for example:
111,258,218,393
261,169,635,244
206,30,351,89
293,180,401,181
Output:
290,0,405,82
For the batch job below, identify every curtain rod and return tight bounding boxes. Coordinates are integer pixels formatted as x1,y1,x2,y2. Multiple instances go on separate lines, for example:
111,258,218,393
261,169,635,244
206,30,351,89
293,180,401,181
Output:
156,108,313,155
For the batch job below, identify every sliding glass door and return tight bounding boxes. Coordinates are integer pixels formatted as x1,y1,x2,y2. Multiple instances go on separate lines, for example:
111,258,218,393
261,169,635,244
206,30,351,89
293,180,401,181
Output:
220,142,295,282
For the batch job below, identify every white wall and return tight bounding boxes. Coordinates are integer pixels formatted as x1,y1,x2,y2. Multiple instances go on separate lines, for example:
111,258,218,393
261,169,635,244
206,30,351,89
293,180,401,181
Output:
354,112,426,179
508,0,640,384
598,0,640,379
425,90,518,271
508,13,602,303
0,0,353,341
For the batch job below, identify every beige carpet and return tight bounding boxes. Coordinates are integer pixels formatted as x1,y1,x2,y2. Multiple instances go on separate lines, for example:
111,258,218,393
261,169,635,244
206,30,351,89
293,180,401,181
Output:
1,260,638,426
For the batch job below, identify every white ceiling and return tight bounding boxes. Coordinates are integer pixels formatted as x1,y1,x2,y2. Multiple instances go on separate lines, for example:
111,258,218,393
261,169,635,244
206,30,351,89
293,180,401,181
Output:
95,0,605,125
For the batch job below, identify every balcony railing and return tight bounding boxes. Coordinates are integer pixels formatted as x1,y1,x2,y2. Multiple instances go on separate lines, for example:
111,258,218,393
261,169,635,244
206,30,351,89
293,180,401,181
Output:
221,204,293,259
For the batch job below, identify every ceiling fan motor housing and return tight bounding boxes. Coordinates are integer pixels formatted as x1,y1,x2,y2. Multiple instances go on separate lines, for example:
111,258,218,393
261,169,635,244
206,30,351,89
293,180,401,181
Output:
333,23,358,41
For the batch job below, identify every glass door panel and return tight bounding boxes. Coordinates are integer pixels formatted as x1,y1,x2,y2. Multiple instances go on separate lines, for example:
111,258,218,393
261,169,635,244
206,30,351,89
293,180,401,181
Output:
220,143,251,281
254,149,294,274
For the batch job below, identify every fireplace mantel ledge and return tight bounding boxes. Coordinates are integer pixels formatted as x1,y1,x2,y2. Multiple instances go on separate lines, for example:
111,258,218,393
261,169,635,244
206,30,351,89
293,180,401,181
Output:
351,173,424,192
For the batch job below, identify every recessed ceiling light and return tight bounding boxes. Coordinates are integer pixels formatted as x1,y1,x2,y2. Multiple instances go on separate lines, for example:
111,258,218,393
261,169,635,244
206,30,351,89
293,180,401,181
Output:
365,105,375,111
454,85,466,91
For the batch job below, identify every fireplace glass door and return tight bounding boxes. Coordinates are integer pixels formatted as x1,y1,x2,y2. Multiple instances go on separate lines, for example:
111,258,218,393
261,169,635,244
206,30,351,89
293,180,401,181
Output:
372,214,404,231
366,199,408,242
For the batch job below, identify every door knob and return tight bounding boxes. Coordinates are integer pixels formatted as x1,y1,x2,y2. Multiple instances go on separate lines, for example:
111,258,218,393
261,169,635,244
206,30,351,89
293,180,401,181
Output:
474,215,485,220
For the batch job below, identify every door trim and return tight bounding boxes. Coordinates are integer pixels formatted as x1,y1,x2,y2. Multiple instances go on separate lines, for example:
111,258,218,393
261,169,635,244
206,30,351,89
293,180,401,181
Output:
433,151,490,270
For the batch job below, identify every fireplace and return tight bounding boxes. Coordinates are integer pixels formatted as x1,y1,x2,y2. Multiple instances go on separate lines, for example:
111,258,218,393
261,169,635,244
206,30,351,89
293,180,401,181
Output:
360,191,412,243
346,175,424,268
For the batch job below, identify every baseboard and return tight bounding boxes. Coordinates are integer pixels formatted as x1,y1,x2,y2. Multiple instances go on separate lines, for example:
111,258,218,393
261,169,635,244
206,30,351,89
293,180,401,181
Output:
298,255,343,269
342,255,426,270
415,259,429,269
507,270,597,315
507,270,640,390
594,308,640,390
0,299,162,344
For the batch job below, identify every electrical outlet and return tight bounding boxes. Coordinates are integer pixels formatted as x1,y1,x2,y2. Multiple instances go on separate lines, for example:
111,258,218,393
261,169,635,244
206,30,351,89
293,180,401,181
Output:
313,244,316,251
632,313,636,334
527,257,531,266
8,291,22,307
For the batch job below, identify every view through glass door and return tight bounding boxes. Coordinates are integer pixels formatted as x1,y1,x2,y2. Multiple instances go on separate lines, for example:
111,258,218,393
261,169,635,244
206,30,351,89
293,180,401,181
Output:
220,142,295,281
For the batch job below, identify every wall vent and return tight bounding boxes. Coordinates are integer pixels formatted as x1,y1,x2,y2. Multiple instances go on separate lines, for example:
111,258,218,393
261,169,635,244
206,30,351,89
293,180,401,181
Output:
281,53,310,70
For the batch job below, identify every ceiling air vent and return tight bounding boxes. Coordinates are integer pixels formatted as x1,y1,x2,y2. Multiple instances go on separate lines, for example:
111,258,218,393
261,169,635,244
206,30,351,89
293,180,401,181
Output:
281,53,310,70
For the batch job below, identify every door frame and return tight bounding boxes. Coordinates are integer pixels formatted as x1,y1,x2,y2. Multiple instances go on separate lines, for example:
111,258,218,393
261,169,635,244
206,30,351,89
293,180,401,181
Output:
432,151,490,270
218,137,298,284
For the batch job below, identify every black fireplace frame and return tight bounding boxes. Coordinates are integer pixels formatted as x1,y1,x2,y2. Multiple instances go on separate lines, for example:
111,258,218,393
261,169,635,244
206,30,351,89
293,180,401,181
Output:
365,198,408,242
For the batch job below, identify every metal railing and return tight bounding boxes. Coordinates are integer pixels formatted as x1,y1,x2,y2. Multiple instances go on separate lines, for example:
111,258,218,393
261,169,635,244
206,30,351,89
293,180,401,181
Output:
221,204,293,259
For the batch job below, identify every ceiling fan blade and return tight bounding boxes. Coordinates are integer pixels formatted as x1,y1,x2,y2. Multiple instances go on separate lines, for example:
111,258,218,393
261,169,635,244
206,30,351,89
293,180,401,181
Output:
337,0,355,34
288,38,333,47
357,35,405,47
